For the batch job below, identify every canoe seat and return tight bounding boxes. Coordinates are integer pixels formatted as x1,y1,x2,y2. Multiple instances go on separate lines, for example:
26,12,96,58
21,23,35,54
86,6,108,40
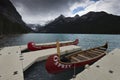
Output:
65,50,82,58
86,51,99,56
90,50,103,54
99,47,106,50
78,54,90,60
71,56,81,62
81,52,97,58
76,55,87,61
94,49,105,52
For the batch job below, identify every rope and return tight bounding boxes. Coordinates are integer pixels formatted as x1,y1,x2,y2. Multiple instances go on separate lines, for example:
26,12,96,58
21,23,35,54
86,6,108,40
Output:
73,64,76,79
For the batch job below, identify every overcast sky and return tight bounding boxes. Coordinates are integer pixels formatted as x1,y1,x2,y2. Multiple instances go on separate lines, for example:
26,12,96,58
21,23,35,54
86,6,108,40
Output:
10,0,120,25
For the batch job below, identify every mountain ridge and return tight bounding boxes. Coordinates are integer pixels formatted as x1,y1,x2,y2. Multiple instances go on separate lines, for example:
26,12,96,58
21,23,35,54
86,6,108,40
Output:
0,0,31,34
39,11,120,34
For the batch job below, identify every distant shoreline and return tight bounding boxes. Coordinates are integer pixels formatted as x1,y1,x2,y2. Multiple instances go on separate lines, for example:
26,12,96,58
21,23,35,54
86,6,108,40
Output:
34,32,120,35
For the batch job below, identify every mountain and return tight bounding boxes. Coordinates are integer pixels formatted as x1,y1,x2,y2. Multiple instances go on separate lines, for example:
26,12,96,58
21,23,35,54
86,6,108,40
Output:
41,11,120,34
27,24,43,32
0,0,31,34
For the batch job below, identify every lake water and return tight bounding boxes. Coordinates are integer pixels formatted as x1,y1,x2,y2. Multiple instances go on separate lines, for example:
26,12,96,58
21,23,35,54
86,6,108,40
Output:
0,33,120,80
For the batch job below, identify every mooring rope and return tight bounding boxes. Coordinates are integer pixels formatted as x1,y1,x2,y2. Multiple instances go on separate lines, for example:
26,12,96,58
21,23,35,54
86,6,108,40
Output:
73,63,76,79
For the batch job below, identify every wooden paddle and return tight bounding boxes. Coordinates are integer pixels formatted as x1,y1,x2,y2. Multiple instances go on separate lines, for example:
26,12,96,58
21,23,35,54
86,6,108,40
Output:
56,41,60,57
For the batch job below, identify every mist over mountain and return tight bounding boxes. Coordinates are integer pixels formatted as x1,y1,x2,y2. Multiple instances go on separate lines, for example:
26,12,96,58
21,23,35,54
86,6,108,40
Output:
39,11,120,34
27,24,44,32
0,0,31,34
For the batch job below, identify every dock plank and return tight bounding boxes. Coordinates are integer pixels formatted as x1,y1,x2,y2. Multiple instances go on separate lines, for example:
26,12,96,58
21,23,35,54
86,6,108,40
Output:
0,46,24,80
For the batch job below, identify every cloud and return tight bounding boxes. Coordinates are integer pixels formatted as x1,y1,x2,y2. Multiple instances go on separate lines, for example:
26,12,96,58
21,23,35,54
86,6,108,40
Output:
70,0,95,15
10,0,120,25
72,7,85,14
70,0,120,16
10,0,74,25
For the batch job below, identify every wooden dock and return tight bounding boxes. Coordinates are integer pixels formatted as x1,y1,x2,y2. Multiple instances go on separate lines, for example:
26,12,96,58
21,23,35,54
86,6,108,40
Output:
0,40,81,80
71,48,120,80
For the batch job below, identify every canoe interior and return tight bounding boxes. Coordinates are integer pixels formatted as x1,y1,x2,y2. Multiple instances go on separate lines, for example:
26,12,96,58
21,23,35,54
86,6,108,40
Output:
60,45,107,63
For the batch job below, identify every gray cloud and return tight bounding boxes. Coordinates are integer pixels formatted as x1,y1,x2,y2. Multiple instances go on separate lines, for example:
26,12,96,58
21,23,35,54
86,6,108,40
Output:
11,0,76,16
10,0,80,25
10,0,120,25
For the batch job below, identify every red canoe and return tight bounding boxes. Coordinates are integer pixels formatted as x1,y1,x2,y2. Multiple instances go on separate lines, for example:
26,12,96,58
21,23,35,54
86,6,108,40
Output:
45,43,108,74
27,39,79,51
